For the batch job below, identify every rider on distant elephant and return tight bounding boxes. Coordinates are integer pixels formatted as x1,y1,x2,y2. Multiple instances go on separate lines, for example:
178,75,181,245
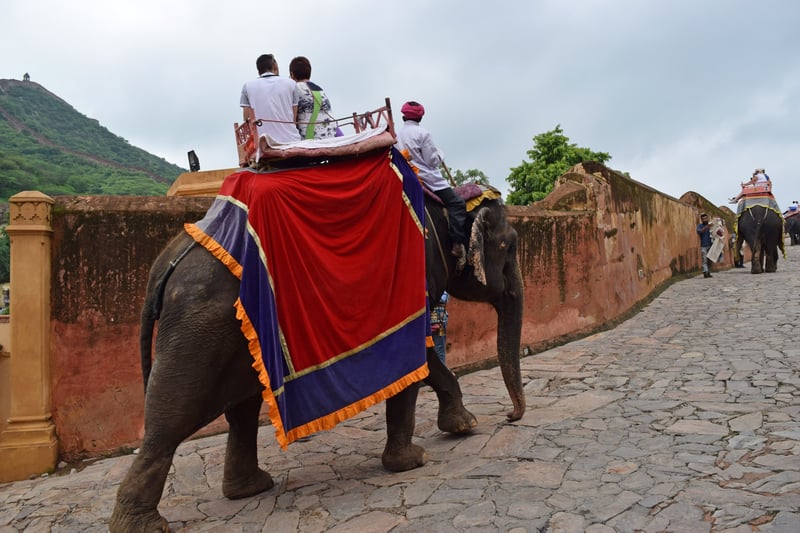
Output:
730,168,770,204
396,101,468,264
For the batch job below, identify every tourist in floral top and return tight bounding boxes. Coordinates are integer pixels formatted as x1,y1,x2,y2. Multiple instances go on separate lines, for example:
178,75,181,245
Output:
289,56,337,140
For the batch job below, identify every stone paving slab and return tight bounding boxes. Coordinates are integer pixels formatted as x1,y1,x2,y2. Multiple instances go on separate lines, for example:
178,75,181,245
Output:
1,245,799,532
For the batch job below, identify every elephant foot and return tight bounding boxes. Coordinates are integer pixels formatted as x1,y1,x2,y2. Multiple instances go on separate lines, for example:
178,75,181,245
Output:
109,506,170,533
506,406,525,422
382,443,428,472
222,467,274,500
438,403,478,434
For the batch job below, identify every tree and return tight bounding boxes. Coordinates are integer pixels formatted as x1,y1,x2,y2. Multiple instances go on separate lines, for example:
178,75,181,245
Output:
506,125,611,205
447,168,491,187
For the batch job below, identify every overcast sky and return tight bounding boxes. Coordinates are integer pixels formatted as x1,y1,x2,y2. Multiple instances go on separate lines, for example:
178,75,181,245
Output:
2,0,798,209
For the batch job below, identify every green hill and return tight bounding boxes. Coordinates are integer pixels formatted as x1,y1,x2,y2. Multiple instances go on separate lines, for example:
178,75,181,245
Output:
0,78,187,284
0,78,185,201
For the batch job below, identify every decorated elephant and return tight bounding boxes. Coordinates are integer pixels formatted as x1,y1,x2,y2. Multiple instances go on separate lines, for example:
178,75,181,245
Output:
734,204,784,273
109,152,524,532
784,214,800,246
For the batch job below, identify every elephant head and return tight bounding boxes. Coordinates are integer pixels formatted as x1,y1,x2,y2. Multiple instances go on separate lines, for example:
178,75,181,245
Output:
424,193,525,421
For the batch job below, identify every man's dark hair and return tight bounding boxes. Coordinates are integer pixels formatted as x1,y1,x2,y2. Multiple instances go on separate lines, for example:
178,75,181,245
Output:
256,54,276,75
289,56,312,80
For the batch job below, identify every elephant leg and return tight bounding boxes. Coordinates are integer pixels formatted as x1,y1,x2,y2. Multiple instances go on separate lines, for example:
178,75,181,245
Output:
112,317,257,530
382,382,428,472
734,234,744,267
750,241,763,274
766,237,780,272
222,394,274,499
423,347,478,433
111,356,222,532
109,447,174,532
110,381,211,533
765,248,777,272
111,373,230,532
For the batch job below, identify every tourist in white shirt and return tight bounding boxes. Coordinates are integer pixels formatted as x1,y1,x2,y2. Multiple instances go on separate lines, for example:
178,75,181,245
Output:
240,54,301,153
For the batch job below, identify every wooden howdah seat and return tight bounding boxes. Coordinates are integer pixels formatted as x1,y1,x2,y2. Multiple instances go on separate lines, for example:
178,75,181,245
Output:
234,98,397,168
738,180,772,197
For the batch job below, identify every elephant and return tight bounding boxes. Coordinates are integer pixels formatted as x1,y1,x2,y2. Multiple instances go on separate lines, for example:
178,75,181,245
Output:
784,214,800,246
425,187,525,422
734,205,784,273
109,183,524,532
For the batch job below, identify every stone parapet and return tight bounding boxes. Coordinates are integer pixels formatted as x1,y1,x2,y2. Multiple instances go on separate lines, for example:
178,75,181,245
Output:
0,164,731,477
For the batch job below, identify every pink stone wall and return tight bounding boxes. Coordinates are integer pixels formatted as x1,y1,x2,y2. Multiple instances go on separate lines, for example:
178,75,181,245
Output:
49,196,213,460
45,163,730,459
443,162,732,370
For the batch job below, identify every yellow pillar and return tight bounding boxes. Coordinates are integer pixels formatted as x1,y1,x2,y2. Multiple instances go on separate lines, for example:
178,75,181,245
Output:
0,191,58,482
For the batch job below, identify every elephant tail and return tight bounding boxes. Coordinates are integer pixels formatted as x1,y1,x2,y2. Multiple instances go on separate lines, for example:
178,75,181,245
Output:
140,240,196,395
139,300,156,396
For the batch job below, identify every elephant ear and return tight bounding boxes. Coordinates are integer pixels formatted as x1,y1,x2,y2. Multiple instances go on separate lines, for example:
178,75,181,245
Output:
468,206,488,285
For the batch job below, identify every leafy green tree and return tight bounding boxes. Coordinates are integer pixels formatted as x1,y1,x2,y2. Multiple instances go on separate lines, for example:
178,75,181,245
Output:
506,125,611,205
447,168,491,187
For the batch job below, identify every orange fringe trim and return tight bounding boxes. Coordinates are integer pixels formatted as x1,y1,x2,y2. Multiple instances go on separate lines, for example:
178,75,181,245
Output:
184,223,243,279
281,363,429,448
235,296,289,447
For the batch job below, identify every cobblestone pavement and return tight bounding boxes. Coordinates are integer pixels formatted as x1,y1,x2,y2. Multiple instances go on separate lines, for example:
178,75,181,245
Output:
2,246,800,533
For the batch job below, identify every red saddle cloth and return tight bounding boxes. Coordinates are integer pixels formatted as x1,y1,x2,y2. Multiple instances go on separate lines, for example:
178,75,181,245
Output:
185,148,428,448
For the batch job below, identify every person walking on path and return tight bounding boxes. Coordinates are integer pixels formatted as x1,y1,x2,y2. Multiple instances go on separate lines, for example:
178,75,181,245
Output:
430,291,449,364
697,212,713,278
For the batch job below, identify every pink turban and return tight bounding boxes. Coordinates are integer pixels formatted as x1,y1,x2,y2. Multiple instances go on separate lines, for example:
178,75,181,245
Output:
401,101,425,121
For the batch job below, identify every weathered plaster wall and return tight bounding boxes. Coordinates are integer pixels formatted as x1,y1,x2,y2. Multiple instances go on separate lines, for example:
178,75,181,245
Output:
44,163,728,459
49,196,212,459
443,162,731,369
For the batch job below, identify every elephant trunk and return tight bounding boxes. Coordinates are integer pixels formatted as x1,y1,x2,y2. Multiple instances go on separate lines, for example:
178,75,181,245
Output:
495,261,525,421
